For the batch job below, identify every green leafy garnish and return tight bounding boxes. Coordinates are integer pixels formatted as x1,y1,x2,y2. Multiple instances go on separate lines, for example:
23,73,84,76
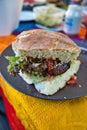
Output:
5,56,25,74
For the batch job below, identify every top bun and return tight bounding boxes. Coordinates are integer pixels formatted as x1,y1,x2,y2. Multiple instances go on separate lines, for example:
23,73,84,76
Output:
12,29,80,62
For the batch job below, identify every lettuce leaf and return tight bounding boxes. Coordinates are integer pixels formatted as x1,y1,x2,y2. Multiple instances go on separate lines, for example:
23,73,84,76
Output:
5,56,25,74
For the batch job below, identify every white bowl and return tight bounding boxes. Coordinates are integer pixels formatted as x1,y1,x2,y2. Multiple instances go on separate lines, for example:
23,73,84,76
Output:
33,5,65,27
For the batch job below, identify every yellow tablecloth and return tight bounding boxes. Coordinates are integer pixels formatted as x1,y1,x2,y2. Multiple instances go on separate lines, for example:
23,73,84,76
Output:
0,35,87,130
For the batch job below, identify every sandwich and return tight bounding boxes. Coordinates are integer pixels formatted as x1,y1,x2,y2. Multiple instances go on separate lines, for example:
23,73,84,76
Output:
6,29,81,95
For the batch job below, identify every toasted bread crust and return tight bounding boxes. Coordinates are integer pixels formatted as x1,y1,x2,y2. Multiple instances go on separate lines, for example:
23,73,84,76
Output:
12,29,80,61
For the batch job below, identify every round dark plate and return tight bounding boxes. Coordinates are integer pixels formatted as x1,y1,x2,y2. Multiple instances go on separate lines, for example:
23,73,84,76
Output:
0,45,87,100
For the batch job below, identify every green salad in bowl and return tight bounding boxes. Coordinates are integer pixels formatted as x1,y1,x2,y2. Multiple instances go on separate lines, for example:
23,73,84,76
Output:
33,5,65,27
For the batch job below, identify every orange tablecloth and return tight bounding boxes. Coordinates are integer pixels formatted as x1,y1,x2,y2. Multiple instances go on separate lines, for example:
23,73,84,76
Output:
0,33,87,130
0,35,25,129
0,35,15,53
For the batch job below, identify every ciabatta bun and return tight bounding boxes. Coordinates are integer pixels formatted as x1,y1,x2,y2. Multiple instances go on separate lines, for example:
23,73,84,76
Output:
11,29,81,95
12,29,80,62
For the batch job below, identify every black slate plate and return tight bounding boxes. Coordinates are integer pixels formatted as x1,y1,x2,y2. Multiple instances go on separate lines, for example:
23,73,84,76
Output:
0,45,87,100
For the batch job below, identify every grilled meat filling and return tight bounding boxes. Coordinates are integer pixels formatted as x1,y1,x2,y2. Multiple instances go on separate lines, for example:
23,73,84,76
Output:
13,57,71,77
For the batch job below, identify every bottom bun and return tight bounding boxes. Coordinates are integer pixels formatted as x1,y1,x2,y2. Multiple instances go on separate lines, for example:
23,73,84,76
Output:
19,60,80,95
